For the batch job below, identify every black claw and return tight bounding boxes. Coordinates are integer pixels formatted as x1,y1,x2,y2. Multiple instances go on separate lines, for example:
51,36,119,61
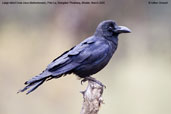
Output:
81,78,87,85
81,80,83,85
81,77,106,88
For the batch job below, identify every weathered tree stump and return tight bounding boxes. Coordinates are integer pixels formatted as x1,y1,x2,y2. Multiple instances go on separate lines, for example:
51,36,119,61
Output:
80,80,105,114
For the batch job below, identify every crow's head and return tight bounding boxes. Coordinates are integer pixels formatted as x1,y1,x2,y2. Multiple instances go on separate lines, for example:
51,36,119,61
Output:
95,20,131,37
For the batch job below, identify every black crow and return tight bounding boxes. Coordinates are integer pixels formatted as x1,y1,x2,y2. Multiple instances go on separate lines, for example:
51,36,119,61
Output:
18,20,131,94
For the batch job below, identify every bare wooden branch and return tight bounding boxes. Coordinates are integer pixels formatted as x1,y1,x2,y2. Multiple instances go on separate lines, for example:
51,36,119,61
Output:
80,80,105,114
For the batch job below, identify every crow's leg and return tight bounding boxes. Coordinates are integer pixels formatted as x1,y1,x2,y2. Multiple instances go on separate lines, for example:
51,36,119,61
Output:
81,77,106,88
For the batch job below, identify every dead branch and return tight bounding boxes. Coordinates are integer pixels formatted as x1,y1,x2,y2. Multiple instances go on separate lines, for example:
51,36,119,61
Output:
80,80,105,114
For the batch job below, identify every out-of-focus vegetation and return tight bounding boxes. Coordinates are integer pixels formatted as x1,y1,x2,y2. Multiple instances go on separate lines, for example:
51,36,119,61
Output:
0,0,170,114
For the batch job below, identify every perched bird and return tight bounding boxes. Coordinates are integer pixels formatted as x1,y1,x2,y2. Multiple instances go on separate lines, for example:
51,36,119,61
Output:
18,20,131,94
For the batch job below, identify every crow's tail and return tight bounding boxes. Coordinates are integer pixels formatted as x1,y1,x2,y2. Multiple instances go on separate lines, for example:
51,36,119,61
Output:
17,60,76,94
17,78,46,94
18,73,62,94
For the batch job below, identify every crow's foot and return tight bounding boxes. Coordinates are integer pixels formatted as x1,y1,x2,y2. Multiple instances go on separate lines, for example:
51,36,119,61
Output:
81,77,106,88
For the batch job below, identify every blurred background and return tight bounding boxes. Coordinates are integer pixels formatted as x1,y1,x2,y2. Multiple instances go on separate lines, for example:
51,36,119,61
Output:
0,0,171,114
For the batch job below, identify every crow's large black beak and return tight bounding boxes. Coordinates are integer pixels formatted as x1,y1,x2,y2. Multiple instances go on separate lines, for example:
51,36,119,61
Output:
115,26,131,33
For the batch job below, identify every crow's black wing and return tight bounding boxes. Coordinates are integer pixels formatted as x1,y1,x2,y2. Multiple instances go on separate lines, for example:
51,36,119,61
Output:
26,37,95,84
46,37,96,76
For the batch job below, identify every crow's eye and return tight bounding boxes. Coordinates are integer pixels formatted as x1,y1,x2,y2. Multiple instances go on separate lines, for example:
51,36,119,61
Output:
108,26,113,31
